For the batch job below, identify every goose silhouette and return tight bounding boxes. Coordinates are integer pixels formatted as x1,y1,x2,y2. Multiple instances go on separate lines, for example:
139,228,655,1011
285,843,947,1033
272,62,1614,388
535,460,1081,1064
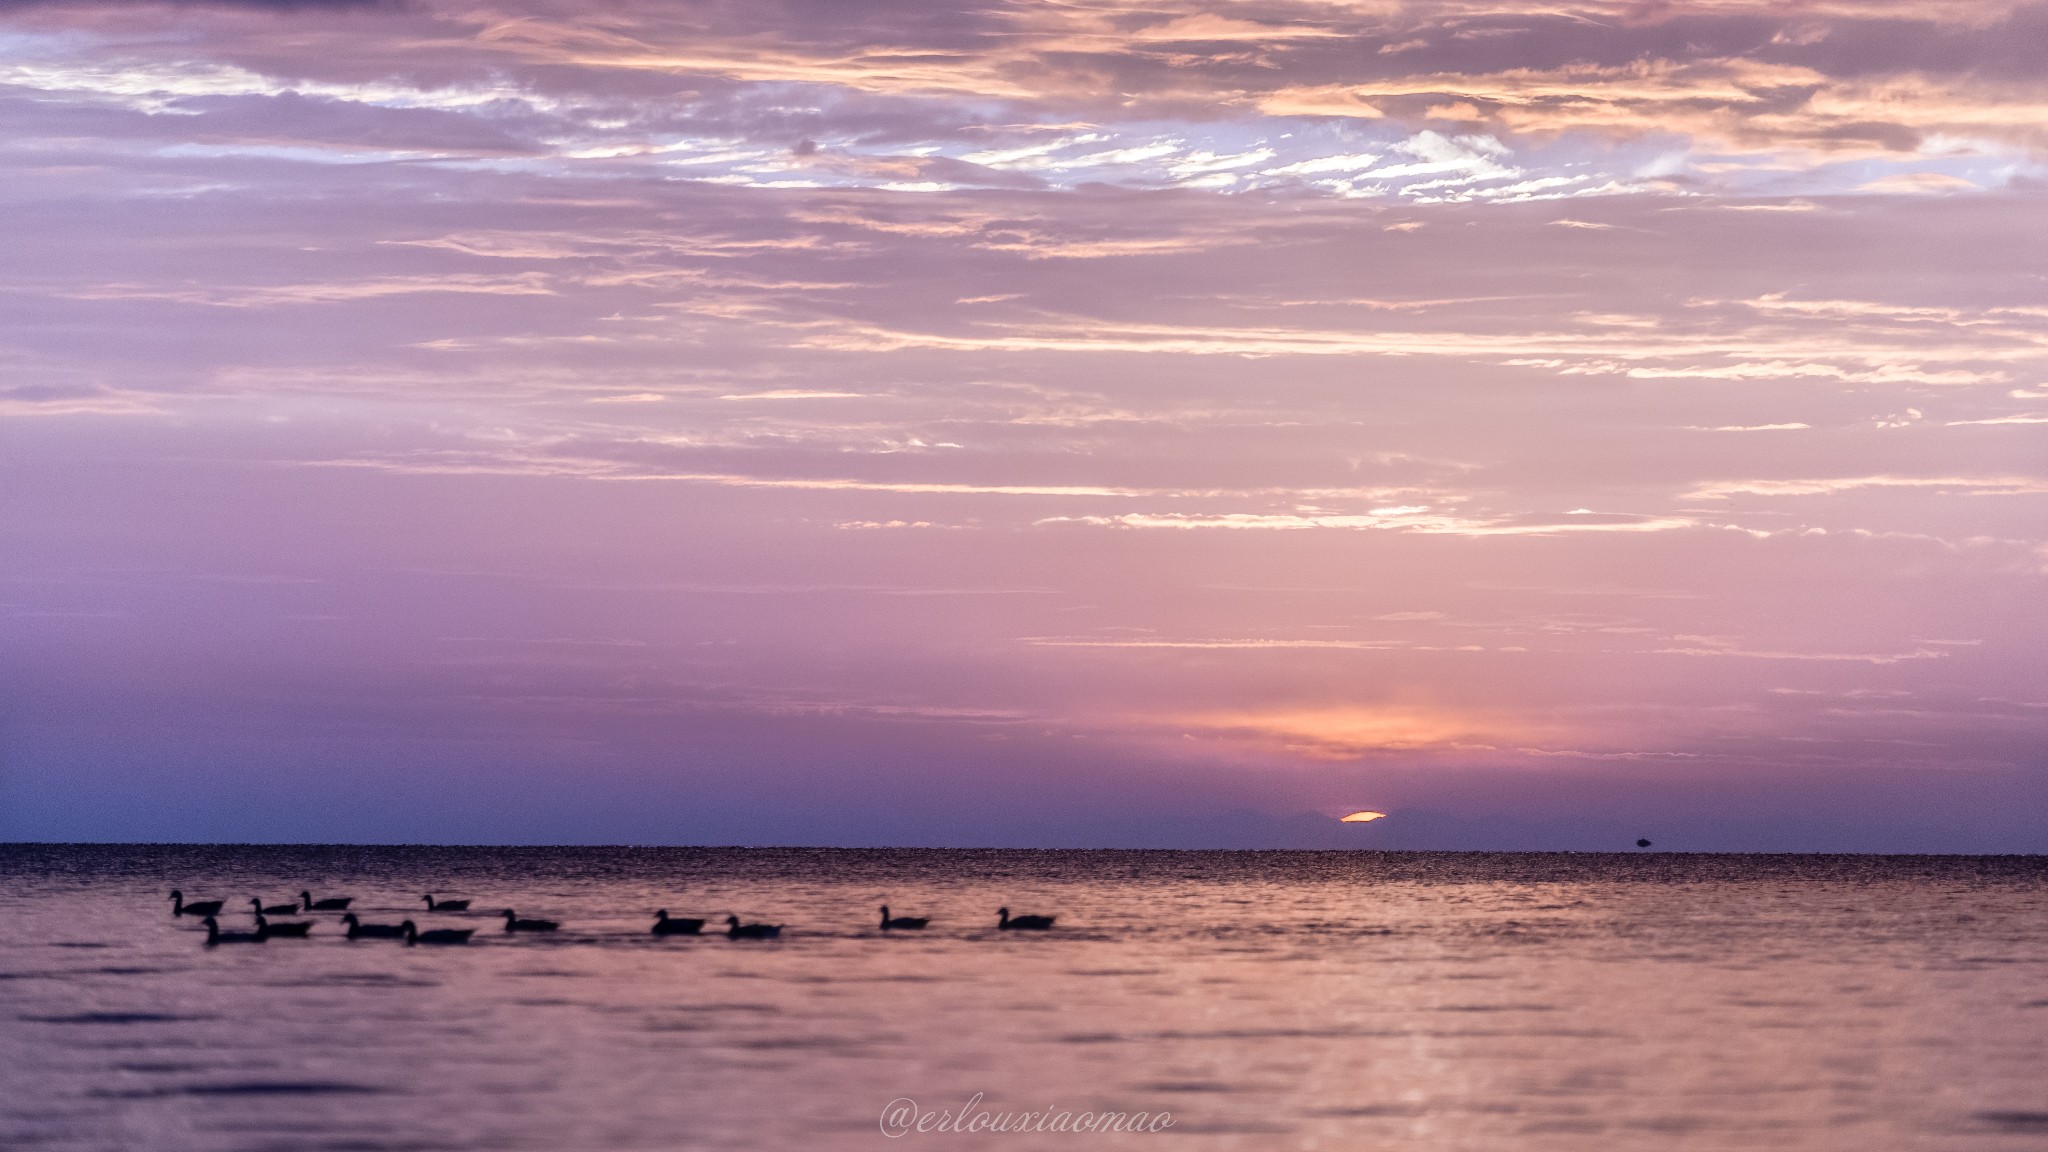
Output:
202,915,265,945
300,891,352,912
880,905,929,930
342,913,408,940
502,910,559,933
997,907,1055,931
402,920,474,946
171,891,225,918
725,914,781,940
422,894,471,912
253,914,313,938
652,910,705,936
250,897,299,917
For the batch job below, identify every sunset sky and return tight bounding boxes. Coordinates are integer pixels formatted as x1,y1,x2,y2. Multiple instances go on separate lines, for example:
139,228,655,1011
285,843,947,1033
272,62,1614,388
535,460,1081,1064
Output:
2,0,2044,849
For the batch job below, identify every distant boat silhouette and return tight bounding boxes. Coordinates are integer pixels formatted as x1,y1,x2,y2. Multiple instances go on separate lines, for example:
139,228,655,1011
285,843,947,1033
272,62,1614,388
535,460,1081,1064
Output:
422,894,470,912
253,914,313,938
502,910,559,932
725,914,781,939
403,920,474,946
202,915,265,945
300,891,352,912
342,913,408,940
880,905,928,930
652,910,705,936
250,897,298,916
1636,839,1653,848
171,891,225,918
997,907,1054,931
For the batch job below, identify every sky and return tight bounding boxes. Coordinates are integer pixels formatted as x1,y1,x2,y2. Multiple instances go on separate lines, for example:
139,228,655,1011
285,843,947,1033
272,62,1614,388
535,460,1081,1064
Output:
2,0,2045,850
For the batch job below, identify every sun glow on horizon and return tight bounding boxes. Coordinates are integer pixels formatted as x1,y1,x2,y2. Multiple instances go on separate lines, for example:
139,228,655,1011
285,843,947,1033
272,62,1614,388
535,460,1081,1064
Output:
1341,810,1388,823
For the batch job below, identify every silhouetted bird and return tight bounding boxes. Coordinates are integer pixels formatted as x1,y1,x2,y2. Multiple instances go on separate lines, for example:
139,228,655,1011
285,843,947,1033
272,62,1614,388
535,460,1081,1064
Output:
202,915,265,945
1636,839,1653,848
652,910,705,936
725,914,782,939
300,891,352,912
342,913,408,939
254,914,313,938
250,897,298,916
997,907,1055,931
422,894,471,912
502,910,559,932
171,890,225,918
880,905,928,930
403,920,474,946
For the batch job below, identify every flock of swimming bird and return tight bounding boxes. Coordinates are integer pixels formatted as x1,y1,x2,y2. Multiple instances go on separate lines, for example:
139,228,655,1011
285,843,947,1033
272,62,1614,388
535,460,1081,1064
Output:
168,890,1056,946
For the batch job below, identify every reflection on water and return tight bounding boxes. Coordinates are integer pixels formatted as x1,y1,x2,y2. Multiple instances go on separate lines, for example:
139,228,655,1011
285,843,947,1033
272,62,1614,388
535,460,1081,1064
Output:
2,847,2044,1150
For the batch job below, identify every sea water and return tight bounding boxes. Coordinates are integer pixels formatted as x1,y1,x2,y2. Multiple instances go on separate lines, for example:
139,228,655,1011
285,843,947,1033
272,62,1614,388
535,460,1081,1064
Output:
1,846,2044,1151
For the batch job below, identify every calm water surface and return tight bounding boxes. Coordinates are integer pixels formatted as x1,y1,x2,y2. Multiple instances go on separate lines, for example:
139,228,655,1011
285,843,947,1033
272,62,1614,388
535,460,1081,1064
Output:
2,847,2044,1151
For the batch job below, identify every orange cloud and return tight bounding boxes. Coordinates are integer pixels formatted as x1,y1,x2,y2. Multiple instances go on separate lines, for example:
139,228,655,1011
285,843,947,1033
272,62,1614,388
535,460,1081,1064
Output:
1171,704,1547,759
